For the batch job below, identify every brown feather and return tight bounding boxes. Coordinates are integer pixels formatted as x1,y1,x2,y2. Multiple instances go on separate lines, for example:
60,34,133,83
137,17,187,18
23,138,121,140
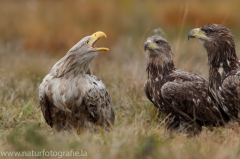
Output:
190,24,240,122
39,34,114,132
144,35,224,134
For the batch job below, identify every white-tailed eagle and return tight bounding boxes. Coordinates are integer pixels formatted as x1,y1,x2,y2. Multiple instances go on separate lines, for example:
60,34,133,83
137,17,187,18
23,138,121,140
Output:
144,35,224,134
39,31,115,132
188,24,240,123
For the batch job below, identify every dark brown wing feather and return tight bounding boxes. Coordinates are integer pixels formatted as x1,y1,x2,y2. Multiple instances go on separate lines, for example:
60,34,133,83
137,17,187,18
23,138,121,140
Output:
145,68,224,134
144,81,154,104
39,93,53,127
161,76,223,125
221,73,240,120
83,75,115,127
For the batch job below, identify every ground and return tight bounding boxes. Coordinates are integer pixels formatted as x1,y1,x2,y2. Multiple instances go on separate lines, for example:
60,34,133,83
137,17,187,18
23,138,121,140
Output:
0,37,240,159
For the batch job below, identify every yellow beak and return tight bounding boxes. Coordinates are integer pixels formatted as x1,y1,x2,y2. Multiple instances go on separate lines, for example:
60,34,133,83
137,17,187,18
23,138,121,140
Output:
88,31,109,51
144,40,159,50
187,28,208,40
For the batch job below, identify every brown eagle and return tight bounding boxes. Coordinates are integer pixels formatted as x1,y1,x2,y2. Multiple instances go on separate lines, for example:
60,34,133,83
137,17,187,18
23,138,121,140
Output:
39,31,115,132
188,24,240,122
144,35,224,134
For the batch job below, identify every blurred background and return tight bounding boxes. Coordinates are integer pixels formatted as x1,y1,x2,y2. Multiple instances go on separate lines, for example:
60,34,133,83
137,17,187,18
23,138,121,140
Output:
1,1,240,157
1,0,240,101
1,0,240,54
0,0,240,90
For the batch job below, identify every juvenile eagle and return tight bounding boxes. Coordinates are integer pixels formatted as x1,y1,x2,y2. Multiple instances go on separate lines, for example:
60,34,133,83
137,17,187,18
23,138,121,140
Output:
144,35,224,134
188,24,240,122
39,31,115,132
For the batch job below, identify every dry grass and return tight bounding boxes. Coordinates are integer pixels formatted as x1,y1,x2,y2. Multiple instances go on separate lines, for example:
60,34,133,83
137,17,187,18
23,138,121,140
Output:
0,35,240,159
1,1,240,159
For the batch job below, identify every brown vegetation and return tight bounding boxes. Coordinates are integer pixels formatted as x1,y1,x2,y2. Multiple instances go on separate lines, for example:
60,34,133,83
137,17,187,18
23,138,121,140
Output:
1,1,240,159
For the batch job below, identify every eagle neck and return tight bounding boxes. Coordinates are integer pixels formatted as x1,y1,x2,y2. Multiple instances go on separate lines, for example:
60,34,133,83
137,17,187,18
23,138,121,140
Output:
147,56,174,78
206,42,239,87
51,52,94,78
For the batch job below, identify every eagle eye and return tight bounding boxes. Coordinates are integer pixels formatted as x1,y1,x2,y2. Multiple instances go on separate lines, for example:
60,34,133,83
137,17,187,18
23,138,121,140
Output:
155,40,162,44
203,29,211,34
86,40,89,45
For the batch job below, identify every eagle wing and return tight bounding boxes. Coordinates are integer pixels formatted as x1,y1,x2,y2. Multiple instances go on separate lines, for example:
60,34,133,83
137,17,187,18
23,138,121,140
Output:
39,90,53,127
144,81,153,103
82,75,115,126
161,72,222,124
39,75,54,127
221,73,240,120
39,74,114,128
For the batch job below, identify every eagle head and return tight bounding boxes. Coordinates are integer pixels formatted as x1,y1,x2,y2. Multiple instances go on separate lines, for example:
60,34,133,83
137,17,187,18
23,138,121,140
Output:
51,31,109,77
187,24,234,49
69,31,109,57
144,35,173,58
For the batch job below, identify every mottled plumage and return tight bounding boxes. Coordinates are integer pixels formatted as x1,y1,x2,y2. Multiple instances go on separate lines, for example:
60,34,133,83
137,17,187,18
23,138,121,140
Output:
144,35,224,134
39,31,115,132
188,24,240,122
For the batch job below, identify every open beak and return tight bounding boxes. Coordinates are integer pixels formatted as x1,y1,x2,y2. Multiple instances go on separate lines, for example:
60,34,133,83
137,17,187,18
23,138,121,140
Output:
89,31,109,51
187,28,208,40
144,40,159,51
